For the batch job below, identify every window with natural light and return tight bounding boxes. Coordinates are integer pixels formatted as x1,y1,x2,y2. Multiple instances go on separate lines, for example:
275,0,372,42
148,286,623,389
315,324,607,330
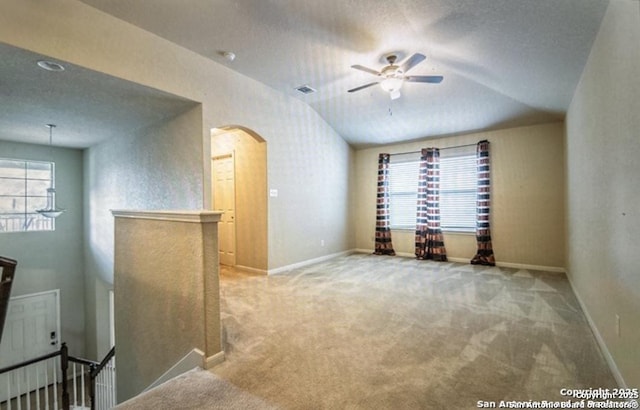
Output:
0,158,55,232
388,153,476,232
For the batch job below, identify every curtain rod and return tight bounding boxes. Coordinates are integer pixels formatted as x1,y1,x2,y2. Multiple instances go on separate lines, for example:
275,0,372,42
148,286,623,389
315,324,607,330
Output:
389,140,487,156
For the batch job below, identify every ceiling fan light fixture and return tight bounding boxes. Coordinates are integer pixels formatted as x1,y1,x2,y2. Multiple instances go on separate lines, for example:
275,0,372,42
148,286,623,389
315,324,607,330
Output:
380,76,403,93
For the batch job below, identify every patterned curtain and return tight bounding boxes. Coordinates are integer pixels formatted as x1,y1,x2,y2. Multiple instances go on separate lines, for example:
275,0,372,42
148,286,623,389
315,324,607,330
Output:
374,153,395,255
415,148,447,261
471,140,495,265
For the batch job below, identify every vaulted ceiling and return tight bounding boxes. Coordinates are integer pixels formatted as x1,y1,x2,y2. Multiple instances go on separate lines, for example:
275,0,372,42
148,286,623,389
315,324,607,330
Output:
79,0,609,148
1,0,610,148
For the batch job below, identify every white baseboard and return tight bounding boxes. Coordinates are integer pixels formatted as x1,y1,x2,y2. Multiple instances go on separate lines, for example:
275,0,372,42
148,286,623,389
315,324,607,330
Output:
493,261,565,273
353,249,565,273
565,271,626,388
144,348,205,392
268,250,356,275
204,351,225,369
234,265,268,275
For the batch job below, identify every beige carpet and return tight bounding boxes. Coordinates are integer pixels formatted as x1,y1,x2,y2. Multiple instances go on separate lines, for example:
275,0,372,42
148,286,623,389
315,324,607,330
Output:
115,368,278,409
212,253,617,409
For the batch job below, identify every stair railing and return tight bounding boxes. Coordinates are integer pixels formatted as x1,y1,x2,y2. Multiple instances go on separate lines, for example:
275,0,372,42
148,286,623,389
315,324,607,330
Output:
88,346,116,410
0,343,116,410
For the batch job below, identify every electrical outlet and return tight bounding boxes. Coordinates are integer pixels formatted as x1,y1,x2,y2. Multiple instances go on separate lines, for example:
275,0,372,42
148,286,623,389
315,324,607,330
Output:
616,314,620,337
320,240,325,247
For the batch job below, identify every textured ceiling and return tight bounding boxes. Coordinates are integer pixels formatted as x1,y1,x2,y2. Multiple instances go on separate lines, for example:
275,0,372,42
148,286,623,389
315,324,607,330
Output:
79,0,610,148
1,1,610,149
0,43,196,149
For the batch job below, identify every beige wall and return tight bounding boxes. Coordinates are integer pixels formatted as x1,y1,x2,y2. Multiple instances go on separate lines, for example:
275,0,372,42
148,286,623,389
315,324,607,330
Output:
113,211,221,401
1,0,354,357
211,129,268,272
354,122,566,269
565,0,640,387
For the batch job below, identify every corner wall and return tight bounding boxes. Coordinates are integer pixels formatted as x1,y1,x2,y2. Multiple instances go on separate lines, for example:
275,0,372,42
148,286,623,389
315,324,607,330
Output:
565,0,640,387
83,106,203,358
354,122,566,270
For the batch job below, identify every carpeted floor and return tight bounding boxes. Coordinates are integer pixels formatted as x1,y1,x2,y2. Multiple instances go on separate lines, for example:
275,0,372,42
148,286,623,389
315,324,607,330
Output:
212,253,617,409
115,368,278,410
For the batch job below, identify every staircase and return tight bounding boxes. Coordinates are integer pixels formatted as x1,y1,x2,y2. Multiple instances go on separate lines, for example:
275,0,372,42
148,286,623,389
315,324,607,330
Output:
0,344,116,410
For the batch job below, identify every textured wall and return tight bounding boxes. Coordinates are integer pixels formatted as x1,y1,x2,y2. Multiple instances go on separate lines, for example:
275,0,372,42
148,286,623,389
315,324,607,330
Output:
113,211,221,401
0,0,355,355
565,0,640,387
0,140,85,356
354,122,566,269
83,107,203,358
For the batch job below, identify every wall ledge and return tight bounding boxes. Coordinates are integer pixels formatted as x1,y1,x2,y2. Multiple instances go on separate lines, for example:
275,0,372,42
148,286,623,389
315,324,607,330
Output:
111,209,222,223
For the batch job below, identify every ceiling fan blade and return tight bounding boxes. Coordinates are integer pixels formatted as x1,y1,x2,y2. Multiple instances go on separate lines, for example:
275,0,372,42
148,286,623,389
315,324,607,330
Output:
351,65,381,76
348,82,379,93
401,53,426,73
405,75,444,84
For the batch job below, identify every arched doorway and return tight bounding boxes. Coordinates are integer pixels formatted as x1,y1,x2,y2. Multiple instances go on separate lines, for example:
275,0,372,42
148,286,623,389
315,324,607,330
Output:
211,126,268,273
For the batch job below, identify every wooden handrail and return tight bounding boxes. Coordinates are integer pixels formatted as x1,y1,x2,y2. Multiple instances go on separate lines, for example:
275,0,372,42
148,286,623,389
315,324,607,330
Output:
90,346,115,379
0,348,61,374
1,342,116,410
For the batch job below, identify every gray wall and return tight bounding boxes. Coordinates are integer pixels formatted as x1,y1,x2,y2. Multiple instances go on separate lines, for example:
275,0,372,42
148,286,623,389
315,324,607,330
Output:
0,140,85,357
565,0,640,387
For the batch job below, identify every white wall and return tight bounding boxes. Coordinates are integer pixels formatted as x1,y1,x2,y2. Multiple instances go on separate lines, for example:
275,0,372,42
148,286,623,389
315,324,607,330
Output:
0,140,85,356
565,0,640,387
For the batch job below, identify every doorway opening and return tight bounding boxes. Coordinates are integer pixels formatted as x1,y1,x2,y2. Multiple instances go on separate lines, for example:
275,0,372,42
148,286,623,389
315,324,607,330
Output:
211,126,268,273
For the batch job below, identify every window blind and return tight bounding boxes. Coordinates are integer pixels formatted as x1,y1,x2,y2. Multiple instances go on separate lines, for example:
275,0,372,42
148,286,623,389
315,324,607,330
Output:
387,151,477,232
388,159,419,230
439,154,476,231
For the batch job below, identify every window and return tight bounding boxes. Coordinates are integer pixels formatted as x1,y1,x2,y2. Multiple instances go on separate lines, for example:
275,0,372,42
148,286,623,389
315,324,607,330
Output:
388,160,420,230
388,152,476,232
0,158,55,232
439,154,476,232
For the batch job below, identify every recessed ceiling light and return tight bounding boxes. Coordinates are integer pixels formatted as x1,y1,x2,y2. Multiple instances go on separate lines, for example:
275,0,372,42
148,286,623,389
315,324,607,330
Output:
218,51,236,62
37,60,65,72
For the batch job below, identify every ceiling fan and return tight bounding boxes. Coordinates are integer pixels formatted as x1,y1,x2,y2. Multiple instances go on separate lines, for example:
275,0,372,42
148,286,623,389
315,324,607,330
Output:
348,53,443,100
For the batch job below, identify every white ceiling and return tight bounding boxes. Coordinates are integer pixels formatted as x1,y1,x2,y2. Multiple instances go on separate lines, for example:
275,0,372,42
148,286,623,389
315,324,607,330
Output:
1,1,609,149
0,43,196,149
79,0,610,148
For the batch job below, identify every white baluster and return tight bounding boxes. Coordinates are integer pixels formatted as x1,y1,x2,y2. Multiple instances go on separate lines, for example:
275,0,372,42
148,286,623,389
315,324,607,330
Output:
81,364,86,409
16,368,21,410
52,357,58,410
6,372,12,410
35,363,40,409
25,365,30,410
44,360,49,410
